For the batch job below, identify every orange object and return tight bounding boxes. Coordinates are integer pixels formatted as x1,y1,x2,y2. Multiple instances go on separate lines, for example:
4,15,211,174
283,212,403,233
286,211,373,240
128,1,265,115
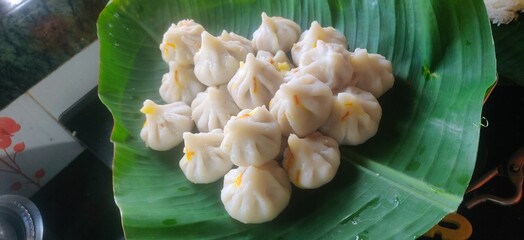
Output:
424,213,472,240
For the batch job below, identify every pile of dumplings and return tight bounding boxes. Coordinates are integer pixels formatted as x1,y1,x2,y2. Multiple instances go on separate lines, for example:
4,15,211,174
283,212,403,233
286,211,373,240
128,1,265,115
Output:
140,12,394,224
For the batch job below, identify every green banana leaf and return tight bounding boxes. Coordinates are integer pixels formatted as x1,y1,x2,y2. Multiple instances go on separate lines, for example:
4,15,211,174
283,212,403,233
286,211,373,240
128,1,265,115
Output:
492,13,524,86
97,0,496,239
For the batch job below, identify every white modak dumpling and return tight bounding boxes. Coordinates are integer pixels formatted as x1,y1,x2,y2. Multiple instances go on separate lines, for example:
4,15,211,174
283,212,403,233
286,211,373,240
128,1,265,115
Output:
221,106,281,167
218,30,254,61
221,160,291,224
282,132,340,189
191,85,241,132
269,74,333,137
320,86,382,145
159,19,204,66
282,68,302,83
252,12,301,54
296,40,354,93
179,129,233,184
228,53,284,109
194,31,241,86
256,50,294,74
139,99,193,151
291,21,348,65
159,61,206,105
350,48,395,98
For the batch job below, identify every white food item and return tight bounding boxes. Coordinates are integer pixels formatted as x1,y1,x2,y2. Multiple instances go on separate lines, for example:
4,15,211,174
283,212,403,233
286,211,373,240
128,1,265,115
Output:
350,48,394,98
139,99,193,151
228,53,284,109
218,30,254,61
159,61,206,105
269,74,333,137
484,0,524,25
151,16,395,225
179,129,233,184
291,21,348,65
159,20,204,66
256,50,294,74
191,85,241,132
194,31,241,86
221,161,291,224
296,40,354,93
320,86,382,145
282,68,302,83
252,12,301,54
282,132,340,189
221,106,282,167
